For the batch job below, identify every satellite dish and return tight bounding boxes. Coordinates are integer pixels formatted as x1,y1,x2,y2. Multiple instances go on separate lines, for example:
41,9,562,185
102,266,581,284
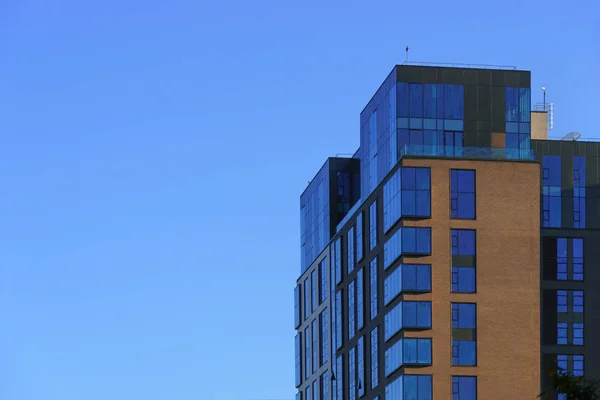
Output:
562,132,581,141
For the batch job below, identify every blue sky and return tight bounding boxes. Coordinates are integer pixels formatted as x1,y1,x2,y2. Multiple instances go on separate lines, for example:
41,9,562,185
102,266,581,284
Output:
0,1,598,399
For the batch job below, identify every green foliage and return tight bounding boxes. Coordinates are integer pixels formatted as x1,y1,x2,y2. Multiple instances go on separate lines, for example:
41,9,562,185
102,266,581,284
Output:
539,366,600,400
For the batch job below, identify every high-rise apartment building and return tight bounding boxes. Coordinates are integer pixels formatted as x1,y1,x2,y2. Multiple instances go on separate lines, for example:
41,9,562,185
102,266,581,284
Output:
295,64,596,400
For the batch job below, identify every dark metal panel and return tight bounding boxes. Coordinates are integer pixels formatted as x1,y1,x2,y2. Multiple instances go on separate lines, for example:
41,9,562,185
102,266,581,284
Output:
491,86,505,128
477,70,492,86
464,84,478,121
477,121,491,147
519,71,532,88
462,69,478,85
542,290,557,345
477,86,492,121
440,68,464,85
542,237,557,280
504,71,519,87
491,70,504,86
421,67,438,83
396,66,423,83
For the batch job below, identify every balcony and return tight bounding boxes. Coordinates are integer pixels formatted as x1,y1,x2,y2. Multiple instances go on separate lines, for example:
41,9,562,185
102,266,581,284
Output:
399,144,535,161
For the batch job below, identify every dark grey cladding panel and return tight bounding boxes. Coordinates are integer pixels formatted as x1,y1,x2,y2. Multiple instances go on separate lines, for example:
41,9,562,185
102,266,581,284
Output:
477,86,492,121
477,70,492,86
491,86,505,125
492,70,504,86
464,84,478,122
504,71,520,87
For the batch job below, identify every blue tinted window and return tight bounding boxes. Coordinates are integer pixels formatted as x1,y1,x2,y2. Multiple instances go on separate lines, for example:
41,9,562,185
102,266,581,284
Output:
335,291,342,350
357,269,364,331
306,386,311,400
383,169,401,233
452,376,477,400
313,381,318,400
295,333,302,387
369,200,378,250
506,87,519,122
356,212,364,262
557,354,584,378
557,290,585,345
358,336,365,397
451,170,475,219
295,285,301,328
385,301,432,341
519,88,531,122
312,320,318,373
401,167,431,218
384,264,432,305
320,309,328,365
335,238,342,285
348,280,355,340
542,155,562,228
574,156,586,228
336,356,343,400
370,257,378,320
423,84,438,119
555,238,584,281
383,227,432,270
319,260,328,303
444,84,464,119
305,326,311,379
409,83,423,118
385,338,432,376
451,229,476,293
304,278,310,320
573,238,584,280
348,226,355,274
397,82,409,118
311,270,318,313
321,372,329,400
371,328,379,389
349,347,356,400
452,303,477,366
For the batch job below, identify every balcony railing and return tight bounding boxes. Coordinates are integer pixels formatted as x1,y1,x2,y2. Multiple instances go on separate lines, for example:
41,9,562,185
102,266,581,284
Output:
399,144,535,161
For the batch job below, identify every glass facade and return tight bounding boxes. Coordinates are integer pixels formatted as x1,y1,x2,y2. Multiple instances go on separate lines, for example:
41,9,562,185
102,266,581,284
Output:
371,327,379,389
450,170,475,219
385,338,432,376
545,237,584,281
357,268,364,331
383,167,431,233
320,309,328,365
356,212,364,262
385,374,432,400
349,347,356,400
369,199,378,250
295,333,302,387
542,155,562,228
321,372,329,400
348,280,356,340
452,376,477,400
557,290,584,346
295,285,301,328
301,162,330,273
357,336,365,397
370,257,378,320
384,227,432,270
319,259,328,303
311,270,318,313
305,326,311,379
505,87,531,153
304,277,310,321
574,156,586,228
336,355,343,400
348,226,355,274
335,290,342,350
384,264,431,305
335,238,342,285
452,303,477,366
385,301,432,341
451,230,476,293
312,320,318,373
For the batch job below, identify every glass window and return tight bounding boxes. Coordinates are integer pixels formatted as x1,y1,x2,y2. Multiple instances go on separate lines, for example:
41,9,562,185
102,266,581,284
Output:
335,291,343,350
334,237,342,285
295,333,302,387
574,156,586,228
349,347,356,400
305,326,311,379
357,269,364,331
320,309,329,365
384,264,432,305
451,170,475,219
348,226,355,274
313,380,319,400
304,278,310,320
557,354,584,377
383,169,401,233
552,237,584,281
542,155,562,228
306,386,311,400
336,356,343,400
409,83,423,118
385,338,432,376
506,87,519,122
295,285,301,328
423,84,437,119
385,301,432,341
311,270,318,313
312,319,318,374
370,257,378,320
357,336,365,397
384,227,432,270
371,327,379,389
444,84,464,120
319,259,328,304
321,372,329,400
452,376,477,400
452,303,477,366
401,167,431,218
386,374,432,400
451,230,476,293
356,212,364,262
369,200,378,250
557,290,585,346
348,280,356,340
